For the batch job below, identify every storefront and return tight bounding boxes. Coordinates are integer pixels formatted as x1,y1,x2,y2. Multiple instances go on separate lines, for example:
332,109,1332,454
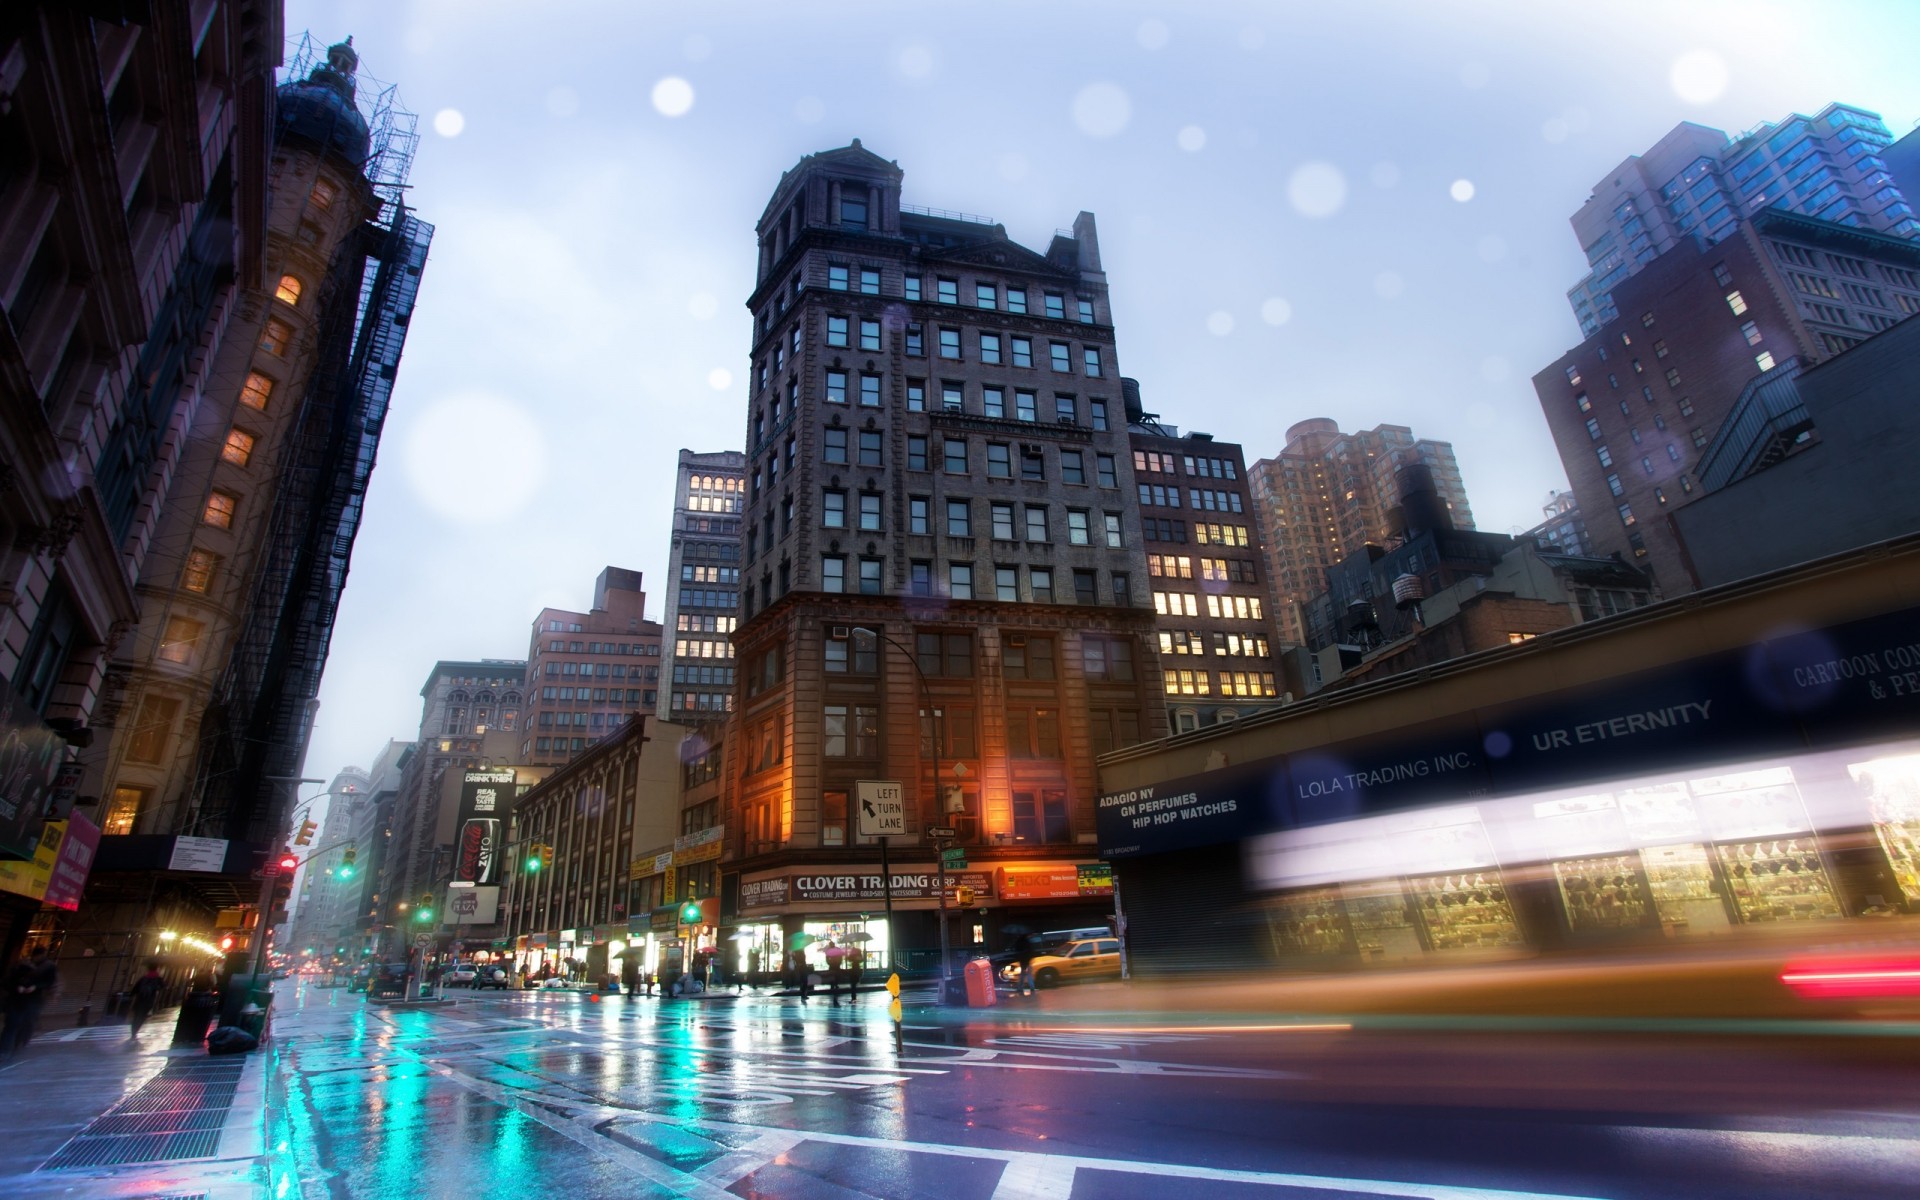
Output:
1098,581,1920,975
734,857,1114,975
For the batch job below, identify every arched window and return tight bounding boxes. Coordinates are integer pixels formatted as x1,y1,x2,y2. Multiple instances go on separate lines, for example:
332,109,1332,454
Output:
275,274,303,305
447,691,469,705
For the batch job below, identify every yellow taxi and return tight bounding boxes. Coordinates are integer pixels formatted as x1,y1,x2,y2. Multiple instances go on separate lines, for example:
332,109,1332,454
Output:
1027,937,1123,988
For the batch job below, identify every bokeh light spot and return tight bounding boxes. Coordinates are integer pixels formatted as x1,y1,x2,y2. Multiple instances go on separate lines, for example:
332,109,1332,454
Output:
708,368,733,391
1670,50,1729,103
1206,311,1235,336
405,393,546,523
1136,19,1170,50
1176,125,1206,152
1072,83,1133,138
1260,297,1293,326
651,76,695,117
688,293,718,320
1288,162,1348,218
1450,178,1476,203
431,108,464,138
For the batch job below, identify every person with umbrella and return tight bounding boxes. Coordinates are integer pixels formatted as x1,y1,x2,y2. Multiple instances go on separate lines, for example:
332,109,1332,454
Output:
823,940,849,1004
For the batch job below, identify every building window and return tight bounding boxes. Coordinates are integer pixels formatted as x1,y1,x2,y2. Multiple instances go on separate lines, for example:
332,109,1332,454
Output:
1029,568,1054,603
1112,571,1132,604
1617,502,1636,527
991,502,1015,540
1097,454,1117,487
858,430,882,466
948,564,973,599
983,386,1005,418
260,318,294,355
102,785,147,836
839,194,868,230
995,566,1019,601
1067,509,1091,545
981,334,1002,365
1103,512,1123,547
987,444,1012,478
125,694,180,763
1024,505,1048,542
1044,292,1066,319
1713,261,1733,286
1015,390,1037,422
823,490,846,528
1007,288,1027,314
858,557,883,594
1585,417,1602,440
1755,350,1777,371
859,374,882,407
1090,400,1109,430
916,631,974,677
947,499,972,536
860,268,880,295
203,490,238,529
910,496,930,534
1595,446,1612,468
1073,569,1098,605
1690,427,1709,448
824,428,848,463
859,319,882,352
1021,447,1045,480
904,276,921,301
908,436,928,470
937,277,959,304
939,328,961,359
240,371,274,411
829,265,850,290
909,560,933,595
275,275,303,306
221,427,257,467
1606,473,1624,497
1083,347,1102,377
182,548,218,593
1678,396,1695,417
975,282,997,309
1061,450,1085,485
1667,443,1683,461
310,179,338,210
944,438,968,474
907,381,926,412
157,616,204,665
906,324,924,355
1726,290,1748,315
942,382,964,412
1011,337,1033,368
1050,342,1071,372
857,493,882,532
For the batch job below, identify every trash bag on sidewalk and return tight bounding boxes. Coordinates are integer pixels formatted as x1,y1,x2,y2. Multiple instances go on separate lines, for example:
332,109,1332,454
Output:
206,1025,258,1056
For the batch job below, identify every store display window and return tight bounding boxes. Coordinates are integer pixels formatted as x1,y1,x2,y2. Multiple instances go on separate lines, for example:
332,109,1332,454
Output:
1638,842,1732,936
1849,753,1920,907
1406,871,1524,951
1262,887,1352,959
1553,853,1654,932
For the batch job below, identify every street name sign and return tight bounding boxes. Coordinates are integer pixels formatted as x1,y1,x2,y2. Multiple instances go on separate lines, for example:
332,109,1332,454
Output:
855,780,906,837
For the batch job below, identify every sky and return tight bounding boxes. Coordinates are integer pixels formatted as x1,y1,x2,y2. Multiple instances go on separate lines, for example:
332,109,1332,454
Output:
283,0,1920,819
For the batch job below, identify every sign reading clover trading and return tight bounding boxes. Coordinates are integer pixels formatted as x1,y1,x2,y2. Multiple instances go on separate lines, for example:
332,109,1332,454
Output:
855,779,907,838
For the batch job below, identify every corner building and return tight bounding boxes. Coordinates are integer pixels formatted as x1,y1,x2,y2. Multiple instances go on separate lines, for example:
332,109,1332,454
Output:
726,143,1165,967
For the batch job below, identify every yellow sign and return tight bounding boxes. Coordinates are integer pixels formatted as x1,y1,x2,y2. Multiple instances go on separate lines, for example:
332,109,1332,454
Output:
0,821,62,900
888,998,902,1023
885,972,900,998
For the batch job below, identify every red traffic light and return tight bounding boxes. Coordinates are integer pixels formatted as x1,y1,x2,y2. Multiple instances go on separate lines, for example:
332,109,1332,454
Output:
219,935,235,952
278,853,299,872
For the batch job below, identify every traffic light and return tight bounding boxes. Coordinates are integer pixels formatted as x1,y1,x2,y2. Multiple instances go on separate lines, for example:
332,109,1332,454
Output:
220,934,235,952
954,885,976,907
277,851,300,873
415,891,434,923
539,844,554,872
678,899,704,926
525,844,545,872
339,846,356,879
294,819,318,846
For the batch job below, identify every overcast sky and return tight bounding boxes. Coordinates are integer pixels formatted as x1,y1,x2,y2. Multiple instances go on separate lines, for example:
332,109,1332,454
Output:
283,0,1920,819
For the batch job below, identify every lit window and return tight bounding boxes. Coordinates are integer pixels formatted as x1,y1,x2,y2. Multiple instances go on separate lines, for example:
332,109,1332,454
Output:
310,179,338,211
260,318,294,355
275,275,303,305
182,548,218,593
222,427,256,467
1726,290,1748,315
240,371,273,410
203,490,238,529
157,616,204,664
1755,350,1777,371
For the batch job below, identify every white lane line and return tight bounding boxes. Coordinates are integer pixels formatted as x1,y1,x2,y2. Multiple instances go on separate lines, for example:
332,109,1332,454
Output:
688,1128,808,1188
428,1064,739,1200
990,1153,1077,1199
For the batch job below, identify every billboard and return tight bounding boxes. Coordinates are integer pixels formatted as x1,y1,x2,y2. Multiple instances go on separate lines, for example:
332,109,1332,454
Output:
453,769,515,886
446,885,500,925
0,675,69,860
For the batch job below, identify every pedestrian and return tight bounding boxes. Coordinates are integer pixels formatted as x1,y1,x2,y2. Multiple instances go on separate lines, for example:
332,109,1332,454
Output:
823,941,848,1004
127,960,166,1043
1,945,58,1058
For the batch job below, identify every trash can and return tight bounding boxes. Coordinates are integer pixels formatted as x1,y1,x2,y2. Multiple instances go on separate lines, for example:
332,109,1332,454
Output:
173,989,218,1047
941,975,968,1006
963,957,997,1007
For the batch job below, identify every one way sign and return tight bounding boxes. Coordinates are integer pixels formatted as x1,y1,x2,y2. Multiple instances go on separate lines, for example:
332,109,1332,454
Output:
855,780,907,838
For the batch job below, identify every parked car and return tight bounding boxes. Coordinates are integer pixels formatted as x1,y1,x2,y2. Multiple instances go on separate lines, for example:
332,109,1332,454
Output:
473,966,512,991
1026,938,1123,989
367,962,410,999
443,964,477,986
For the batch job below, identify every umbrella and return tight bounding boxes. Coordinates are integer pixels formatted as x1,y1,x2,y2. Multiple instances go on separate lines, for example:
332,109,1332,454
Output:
843,932,873,943
726,929,757,941
787,932,818,951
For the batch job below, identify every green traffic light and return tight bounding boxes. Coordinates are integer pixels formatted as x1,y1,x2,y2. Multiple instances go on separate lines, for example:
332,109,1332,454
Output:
524,855,541,872
337,865,354,879
679,902,702,924
415,908,433,923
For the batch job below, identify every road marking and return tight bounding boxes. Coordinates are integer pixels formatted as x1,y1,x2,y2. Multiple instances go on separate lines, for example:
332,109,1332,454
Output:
688,1128,808,1187
990,1153,1077,1198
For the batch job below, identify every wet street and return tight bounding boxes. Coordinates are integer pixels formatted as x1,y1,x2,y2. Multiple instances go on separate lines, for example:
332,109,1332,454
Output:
207,979,1920,1199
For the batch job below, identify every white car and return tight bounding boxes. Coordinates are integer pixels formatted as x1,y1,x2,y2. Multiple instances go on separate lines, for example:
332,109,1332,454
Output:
443,965,477,986
539,976,572,990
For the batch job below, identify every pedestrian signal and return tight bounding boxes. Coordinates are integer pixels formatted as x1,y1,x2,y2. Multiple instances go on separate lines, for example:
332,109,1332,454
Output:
678,899,704,926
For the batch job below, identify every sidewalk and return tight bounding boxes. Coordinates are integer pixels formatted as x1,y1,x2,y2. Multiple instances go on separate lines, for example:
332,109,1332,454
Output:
0,1010,269,1198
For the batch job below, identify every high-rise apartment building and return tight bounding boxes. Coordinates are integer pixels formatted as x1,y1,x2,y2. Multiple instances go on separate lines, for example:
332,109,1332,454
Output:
660,451,745,720
521,567,663,767
725,143,1164,964
1566,104,1919,336
1534,209,1920,592
1127,393,1285,732
1247,420,1474,646
285,765,370,960
1522,491,1589,555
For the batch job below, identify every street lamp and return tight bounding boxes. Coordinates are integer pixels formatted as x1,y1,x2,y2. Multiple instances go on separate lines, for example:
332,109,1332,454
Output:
827,625,963,994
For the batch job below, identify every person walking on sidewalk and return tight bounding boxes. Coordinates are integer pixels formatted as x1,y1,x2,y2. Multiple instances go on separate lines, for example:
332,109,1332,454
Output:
1,945,59,1058
127,961,165,1043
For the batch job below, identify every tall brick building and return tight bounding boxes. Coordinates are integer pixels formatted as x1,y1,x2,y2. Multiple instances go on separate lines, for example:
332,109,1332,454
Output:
660,450,745,721
724,143,1163,967
520,567,664,767
1532,210,1920,592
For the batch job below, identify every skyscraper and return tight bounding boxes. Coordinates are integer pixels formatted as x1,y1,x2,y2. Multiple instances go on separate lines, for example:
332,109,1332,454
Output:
1534,209,1920,591
1565,104,1918,336
660,450,745,721
1247,420,1473,646
725,143,1164,964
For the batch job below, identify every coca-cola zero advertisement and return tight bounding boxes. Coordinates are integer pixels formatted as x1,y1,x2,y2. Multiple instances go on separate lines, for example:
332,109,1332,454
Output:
454,769,515,886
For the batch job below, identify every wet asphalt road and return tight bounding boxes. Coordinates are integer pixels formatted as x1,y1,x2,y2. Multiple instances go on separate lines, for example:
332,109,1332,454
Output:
264,979,1920,1200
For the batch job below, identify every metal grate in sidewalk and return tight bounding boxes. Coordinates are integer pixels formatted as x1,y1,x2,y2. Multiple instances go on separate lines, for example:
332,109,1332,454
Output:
39,1058,247,1171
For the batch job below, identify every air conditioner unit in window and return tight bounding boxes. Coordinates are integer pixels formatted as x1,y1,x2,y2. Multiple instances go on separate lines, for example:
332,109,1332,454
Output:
829,625,852,641
1006,633,1028,648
